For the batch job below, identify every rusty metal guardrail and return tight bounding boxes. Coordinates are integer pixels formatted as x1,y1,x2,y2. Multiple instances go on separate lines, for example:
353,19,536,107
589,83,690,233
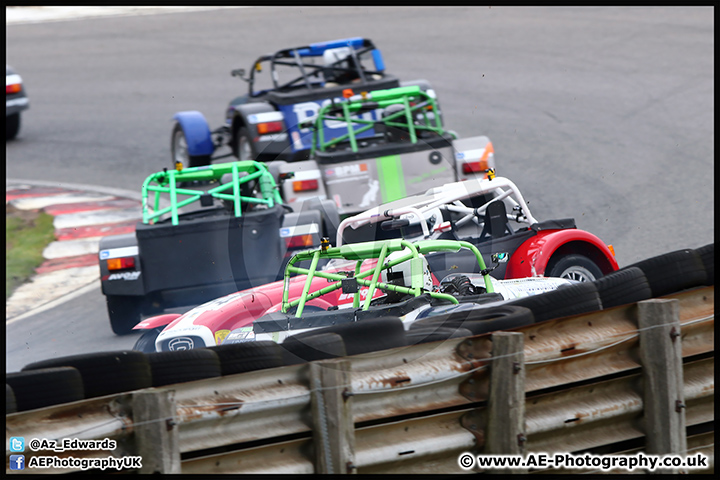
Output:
5,286,714,474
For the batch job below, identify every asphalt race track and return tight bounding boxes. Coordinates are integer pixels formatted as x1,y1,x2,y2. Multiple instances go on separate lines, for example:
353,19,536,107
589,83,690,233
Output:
5,7,714,372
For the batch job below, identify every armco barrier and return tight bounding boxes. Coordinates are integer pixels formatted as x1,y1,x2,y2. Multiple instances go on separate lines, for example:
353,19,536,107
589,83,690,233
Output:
5,285,713,474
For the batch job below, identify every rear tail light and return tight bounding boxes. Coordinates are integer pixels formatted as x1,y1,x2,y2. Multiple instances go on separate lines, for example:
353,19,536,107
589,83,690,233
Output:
107,257,135,271
256,121,283,134
285,235,314,249
6,84,21,94
293,179,319,192
462,158,489,174
461,142,494,176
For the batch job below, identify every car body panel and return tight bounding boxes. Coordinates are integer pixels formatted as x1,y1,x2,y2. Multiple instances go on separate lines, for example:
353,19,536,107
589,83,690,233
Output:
6,65,29,117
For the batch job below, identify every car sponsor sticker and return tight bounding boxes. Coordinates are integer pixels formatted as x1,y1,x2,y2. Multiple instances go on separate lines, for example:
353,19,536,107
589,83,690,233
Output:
257,133,287,142
214,330,231,345
107,271,141,281
324,163,368,178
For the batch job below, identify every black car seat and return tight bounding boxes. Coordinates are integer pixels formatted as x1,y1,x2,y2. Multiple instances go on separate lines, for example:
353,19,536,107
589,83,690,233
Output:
479,201,512,241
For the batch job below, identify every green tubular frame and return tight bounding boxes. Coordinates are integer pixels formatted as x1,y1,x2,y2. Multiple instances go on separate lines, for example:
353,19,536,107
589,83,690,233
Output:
141,161,283,226
281,239,494,316
309,86,445,156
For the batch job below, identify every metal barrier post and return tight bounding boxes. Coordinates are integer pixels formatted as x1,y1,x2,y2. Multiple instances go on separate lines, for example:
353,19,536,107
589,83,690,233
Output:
485,331,527,474
310,359,356,474
637,298,687,474
131,390,181,474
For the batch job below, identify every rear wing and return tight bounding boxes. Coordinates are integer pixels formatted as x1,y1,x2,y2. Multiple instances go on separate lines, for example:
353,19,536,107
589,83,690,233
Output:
307,85,446,156
281,238,493,316
141,161,283,226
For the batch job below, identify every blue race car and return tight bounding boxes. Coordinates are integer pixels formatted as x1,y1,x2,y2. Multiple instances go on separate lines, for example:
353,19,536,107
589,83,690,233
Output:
171,37,439,168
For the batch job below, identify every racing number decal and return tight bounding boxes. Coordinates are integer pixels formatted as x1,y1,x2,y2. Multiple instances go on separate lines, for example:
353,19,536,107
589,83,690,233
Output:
376,155,407,203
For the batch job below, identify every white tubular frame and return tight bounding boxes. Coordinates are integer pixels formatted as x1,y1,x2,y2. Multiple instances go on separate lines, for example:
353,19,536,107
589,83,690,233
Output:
336,177,538,246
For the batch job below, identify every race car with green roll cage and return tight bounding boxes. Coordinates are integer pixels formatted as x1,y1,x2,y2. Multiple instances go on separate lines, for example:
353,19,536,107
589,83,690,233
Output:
130,173,619,352
133,237,577,352
98,160,342,335
170,38,495,216
175,83,495,217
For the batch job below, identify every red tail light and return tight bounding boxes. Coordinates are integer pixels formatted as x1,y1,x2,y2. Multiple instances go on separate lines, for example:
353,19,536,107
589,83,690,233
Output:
285,234,314,248
107,257,135,271
462,158,489,174
293,179,319,192
6,84,22,94
257,121,283,134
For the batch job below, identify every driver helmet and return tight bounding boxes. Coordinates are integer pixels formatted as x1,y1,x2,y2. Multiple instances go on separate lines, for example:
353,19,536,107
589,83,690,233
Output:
380,250,433,292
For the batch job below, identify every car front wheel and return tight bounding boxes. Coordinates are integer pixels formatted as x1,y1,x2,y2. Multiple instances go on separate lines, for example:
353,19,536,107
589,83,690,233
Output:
171,122,210,169
546,254,603,282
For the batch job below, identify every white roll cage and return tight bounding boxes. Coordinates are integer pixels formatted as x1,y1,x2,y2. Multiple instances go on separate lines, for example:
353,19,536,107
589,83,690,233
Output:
336,176,538,247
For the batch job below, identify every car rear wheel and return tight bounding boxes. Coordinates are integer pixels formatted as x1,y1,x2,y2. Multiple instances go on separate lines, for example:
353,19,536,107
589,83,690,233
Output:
6,113,20,140
236,126,258,160
546,254,603,282
107,295,145,335
172,122,210,169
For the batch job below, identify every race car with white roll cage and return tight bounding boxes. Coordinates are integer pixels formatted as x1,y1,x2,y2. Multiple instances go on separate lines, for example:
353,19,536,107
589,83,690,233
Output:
131,173,620,352
132,237,578,353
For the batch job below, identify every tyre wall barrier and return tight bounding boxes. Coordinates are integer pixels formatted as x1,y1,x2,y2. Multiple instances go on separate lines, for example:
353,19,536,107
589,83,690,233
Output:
5,244,714,473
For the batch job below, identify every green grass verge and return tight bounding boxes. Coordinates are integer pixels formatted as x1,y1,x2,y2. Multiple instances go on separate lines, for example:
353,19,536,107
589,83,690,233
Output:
6,205,56,299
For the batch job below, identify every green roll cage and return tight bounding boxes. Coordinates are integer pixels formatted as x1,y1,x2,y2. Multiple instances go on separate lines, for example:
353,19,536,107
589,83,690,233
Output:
281,238,494,317
308,86,452,156
141,161,284,226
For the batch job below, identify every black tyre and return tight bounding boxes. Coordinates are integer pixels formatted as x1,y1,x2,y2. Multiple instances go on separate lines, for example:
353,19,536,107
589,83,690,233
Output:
546,254,603,282
22,351,152,399
6,367,85,412
7,112,20,140
290,317,407,356
623,248,708,298
133,328,164,353
412,305,535,335
235,126,258,160
281,333,348,365
171,122,211,169
695,243,714,285
593,266,652,309
147,349,222,387
107,295,145,335
7,384,17,414
505,281,603,323
405,326,473,345
209,341,285,375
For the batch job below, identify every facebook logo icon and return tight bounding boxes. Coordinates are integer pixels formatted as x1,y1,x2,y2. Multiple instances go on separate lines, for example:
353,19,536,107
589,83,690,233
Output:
10,455,25,470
